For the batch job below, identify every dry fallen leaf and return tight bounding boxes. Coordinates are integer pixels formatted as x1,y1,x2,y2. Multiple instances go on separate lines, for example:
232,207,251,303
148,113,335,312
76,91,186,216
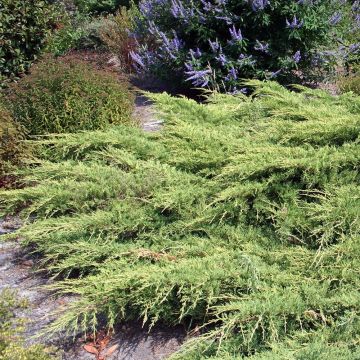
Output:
104,344,119,358
99,337,110,350
83,344,99,355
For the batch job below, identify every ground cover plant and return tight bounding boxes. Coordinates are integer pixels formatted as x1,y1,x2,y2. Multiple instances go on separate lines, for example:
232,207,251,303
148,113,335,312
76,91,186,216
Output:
131,0,360,91
1,81,360,359
4,56,134,135
0,289,56,360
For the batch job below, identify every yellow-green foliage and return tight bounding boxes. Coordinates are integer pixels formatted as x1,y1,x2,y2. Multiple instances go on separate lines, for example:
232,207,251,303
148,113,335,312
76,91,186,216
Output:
0,102,26,175
338,71,360,95
0,290,57,360
1,82,359,359
5,56,135,135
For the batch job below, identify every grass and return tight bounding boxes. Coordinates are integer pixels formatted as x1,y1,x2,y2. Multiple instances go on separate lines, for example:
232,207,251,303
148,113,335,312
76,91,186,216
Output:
1,81,359,359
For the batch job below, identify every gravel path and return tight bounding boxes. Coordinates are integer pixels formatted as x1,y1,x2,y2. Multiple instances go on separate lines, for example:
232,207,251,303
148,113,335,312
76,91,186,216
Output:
0,102,187,360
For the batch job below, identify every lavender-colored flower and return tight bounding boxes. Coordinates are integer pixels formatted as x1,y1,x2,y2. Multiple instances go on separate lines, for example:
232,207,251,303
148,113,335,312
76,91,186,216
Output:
209,39,221,53
352,1,359,11
130,51,146,69
216,53,228,66
185,69,211,87
139,0,167,18
293,50,301,63
349,43,360,53
171,0,186,18
229,25,243,42
157,30,183,60
201,0,213,12
329,12,342,25
189,48,202,59
254,40,269,53
286,16,304,29
354,13,360,28
184,62,194,72
215,16,233,24
250,0,269,11
225,67,237,81
270,69,282,78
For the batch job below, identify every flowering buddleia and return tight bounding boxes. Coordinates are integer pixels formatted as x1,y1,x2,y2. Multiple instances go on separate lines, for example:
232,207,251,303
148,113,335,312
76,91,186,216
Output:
133,0,357,92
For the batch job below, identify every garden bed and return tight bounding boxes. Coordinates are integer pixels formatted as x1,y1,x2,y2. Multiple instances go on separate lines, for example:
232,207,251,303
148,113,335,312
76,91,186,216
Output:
1,81,359,359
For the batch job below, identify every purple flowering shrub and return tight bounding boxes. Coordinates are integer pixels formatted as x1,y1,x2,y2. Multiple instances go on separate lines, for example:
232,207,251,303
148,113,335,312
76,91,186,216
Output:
131,0,359,92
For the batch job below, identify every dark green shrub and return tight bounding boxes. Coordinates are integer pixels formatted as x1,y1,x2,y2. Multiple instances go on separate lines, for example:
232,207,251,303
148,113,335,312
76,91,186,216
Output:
133,0,358,91
46,14,106,56
45,12,89,56
74,0,138,14
0,102,26,176
0,0,61,82
6,57,135,135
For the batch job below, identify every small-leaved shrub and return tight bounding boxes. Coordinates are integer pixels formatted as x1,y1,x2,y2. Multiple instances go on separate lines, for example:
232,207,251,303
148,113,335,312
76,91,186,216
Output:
339,70,360,95
0,102,26,176
5,57,135,135
132,0,360,91
100,4,140,71
0,0,62,83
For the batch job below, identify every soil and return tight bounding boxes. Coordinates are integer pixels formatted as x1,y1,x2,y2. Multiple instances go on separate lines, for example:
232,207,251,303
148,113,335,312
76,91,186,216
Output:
0,51,188,359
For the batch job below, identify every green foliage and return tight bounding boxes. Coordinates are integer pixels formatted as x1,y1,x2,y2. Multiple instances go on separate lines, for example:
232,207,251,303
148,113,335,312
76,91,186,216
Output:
100,4,140,71
45,12,89,56
338,70,360,95
133,0,357,90
0,101,27,176
46,13,108,56
0,0,62,83
1,82,359,359
74,0,138,14
0,289,57,360
5,56,135,135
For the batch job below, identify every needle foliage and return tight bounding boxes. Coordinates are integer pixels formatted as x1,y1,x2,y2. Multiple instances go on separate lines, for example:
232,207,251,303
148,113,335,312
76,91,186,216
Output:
1,81,359,359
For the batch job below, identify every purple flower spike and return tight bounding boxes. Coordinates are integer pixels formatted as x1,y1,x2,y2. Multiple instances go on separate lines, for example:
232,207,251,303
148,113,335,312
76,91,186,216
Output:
329,12,342,26
293,50,301,63
286,16,304,29
229,25,243,42
185,69,211,87
250,0,269,11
